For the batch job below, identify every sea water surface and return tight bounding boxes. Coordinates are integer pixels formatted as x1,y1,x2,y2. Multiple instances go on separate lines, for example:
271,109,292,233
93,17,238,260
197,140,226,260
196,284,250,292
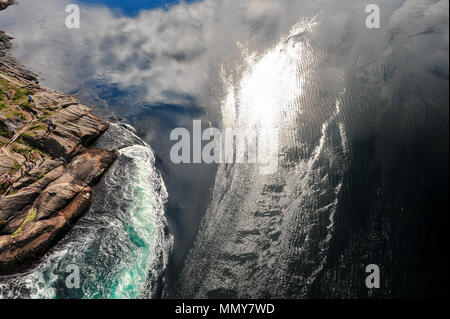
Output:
0,0,448,298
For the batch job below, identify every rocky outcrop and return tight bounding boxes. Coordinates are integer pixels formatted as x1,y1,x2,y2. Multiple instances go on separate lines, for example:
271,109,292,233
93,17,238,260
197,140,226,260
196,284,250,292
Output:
0,1,14,59
0,149,116,274
0,188,93,274
0,0,14,11
0,3,117,274
0,31,12,57
22,103,109,160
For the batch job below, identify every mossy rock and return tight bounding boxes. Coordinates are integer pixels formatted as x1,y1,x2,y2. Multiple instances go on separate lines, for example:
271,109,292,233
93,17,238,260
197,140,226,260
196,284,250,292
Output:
0,78,11,89
12,88,29,104
11,208,37,238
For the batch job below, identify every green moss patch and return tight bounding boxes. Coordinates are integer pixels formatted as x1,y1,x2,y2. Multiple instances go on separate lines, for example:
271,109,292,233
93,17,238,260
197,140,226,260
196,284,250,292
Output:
12,110,27,120
12,88,30,104
0,182,9,195
11,145,30,154
29,123,46,131
8,160,21,175
0,78,11,89
11,208,37,238
31,174,46,183
21,102,35,114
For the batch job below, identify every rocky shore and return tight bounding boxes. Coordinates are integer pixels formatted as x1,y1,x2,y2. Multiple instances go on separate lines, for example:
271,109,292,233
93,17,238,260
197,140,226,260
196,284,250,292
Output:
0,1,117,274
0,1,14,11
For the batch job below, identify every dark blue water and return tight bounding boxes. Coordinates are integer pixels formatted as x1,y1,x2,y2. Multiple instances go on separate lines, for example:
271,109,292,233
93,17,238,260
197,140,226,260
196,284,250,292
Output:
75,0,199,16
